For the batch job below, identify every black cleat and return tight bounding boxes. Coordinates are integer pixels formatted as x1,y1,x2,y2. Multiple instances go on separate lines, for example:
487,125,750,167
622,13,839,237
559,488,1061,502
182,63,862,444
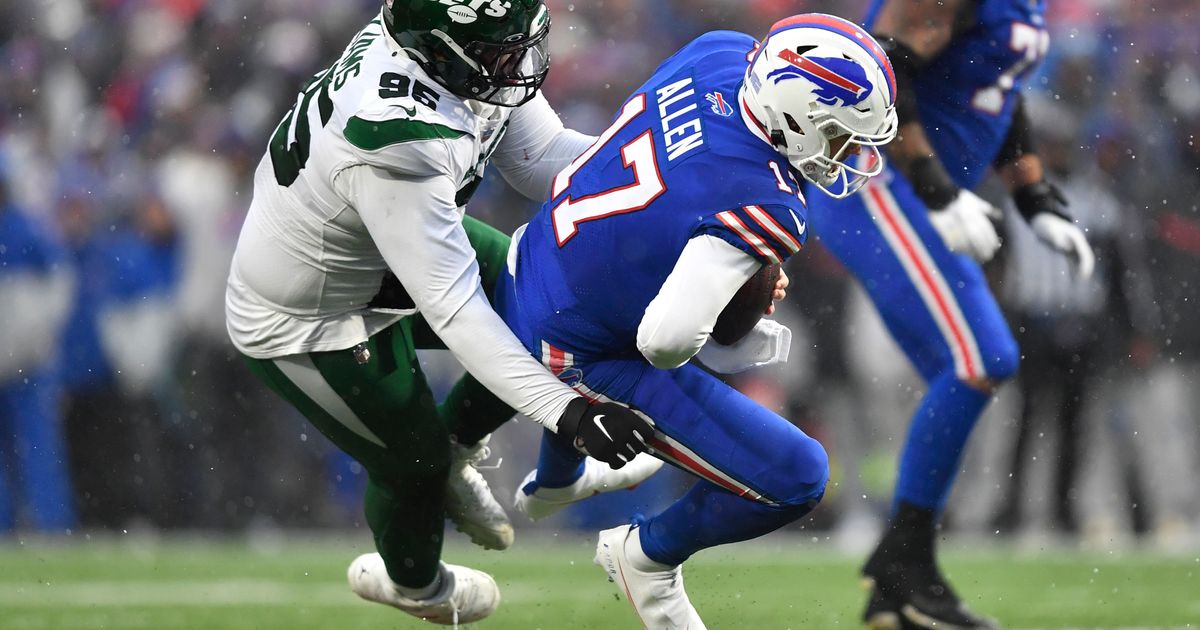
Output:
861,502,1001,630
861,583,903,630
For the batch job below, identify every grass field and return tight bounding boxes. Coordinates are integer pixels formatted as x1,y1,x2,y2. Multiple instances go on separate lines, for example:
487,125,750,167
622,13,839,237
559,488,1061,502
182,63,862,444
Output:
2,533,1198,629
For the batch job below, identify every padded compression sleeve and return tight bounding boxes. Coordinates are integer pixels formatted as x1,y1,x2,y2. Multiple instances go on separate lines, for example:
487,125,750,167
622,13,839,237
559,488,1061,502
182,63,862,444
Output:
993,94,1037,168
875,36,923,127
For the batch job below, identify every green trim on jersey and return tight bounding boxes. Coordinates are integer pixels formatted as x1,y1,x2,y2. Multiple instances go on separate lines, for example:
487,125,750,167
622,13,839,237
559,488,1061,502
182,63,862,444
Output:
344,116,465,151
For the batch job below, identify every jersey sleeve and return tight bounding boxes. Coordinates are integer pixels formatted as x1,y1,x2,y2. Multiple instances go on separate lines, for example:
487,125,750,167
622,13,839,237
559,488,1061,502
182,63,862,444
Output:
695,203,808,265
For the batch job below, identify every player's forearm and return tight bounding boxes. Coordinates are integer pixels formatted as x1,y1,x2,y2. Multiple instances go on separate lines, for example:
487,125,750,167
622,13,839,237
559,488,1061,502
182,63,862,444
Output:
637,235,760,369
997,153,1044,191
432,287,577,430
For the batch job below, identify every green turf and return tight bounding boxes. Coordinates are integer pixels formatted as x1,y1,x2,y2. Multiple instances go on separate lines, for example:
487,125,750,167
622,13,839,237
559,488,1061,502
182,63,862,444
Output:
1,534,1197,629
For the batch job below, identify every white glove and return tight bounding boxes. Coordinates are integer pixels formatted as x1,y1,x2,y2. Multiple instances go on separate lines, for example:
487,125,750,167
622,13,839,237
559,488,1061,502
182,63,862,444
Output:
1031,212,1096,280
927,189,1003,262
696,319,791,374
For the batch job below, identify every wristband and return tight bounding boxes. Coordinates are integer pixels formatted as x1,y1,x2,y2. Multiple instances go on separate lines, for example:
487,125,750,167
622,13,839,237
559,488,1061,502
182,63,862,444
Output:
909,156,960,210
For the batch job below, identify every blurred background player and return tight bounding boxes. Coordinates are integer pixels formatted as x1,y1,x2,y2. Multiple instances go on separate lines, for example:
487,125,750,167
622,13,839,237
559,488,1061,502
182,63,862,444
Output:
501,15,897,627
805,1,1095,628
224,1,653,624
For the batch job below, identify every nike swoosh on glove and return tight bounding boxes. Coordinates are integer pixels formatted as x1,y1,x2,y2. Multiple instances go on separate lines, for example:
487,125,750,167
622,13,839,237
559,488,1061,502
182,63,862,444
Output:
696,319,791,374
928,189,1002,262
1031,212,1095,280
556,398,653,470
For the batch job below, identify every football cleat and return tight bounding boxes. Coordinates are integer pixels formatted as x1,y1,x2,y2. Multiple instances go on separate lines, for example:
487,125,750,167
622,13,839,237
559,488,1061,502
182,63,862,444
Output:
513,453,663,520
347,553,500,625
594,523,706,630
861,557,1000,630
445,436,514,550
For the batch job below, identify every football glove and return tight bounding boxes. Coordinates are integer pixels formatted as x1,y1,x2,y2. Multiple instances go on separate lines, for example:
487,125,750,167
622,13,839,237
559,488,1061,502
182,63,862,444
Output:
697,319,792,374
928,189,1003,262
1014,181,1096,280
556,397,653,470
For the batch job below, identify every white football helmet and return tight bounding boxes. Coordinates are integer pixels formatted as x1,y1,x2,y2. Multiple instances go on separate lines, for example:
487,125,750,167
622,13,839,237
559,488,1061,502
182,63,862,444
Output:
739,14,898,198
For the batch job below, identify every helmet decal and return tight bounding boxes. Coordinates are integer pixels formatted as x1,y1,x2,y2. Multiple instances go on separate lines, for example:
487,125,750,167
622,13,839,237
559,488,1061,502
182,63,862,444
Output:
767,51,872,107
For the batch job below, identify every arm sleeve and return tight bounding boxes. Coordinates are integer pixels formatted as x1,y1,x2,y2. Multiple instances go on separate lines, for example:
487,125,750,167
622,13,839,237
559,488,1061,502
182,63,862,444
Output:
492,93,596,201
695,204,807,265
637,235,762,369
335,164,577,431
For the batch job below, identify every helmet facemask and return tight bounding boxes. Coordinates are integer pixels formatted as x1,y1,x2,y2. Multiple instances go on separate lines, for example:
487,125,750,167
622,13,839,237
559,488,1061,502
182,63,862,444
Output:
384,1,551,108
426,20,550,106
792,111,896,199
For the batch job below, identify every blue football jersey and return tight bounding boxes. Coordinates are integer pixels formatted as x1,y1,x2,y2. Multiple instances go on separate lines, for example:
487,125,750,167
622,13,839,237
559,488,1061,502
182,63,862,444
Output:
864,0,1049,188
506,32,807,361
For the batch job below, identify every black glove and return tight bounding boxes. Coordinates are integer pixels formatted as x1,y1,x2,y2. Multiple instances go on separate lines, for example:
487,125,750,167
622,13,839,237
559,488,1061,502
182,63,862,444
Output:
556,397,653,469
1012,180,1070,222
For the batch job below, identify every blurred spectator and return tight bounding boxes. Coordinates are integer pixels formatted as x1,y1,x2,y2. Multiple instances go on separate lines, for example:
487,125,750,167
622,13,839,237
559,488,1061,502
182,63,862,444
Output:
0,175,76,533
990,99,1159,536
57,177,182,529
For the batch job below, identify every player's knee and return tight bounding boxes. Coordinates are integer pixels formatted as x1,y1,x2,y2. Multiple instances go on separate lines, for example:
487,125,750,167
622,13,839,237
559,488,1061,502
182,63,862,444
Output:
769,434,830,508
982,332,1020,382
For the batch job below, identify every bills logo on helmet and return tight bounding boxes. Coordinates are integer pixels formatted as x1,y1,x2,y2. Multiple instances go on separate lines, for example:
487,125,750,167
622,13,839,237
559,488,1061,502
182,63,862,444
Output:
766,49,871,107
705,91,733,117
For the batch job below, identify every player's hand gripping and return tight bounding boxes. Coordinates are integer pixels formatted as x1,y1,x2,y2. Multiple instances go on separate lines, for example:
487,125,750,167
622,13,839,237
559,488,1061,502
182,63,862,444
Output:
1015,181,1095,280
556,397,653,470
928,189,1003,262
765,268,789,316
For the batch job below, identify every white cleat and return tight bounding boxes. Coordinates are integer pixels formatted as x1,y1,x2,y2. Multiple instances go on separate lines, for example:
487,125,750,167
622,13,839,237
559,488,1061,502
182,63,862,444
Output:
347,552,500,625
593,524,706,630
445,436,514,550
514,453,664,520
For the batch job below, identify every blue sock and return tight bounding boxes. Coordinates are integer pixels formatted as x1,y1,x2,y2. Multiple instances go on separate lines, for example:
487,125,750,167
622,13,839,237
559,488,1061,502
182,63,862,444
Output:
893,372,991,513
531,429,586,489
638,482,823,566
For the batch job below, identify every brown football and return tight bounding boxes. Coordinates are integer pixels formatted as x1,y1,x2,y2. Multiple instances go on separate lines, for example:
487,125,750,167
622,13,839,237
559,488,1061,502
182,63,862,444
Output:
711,263,781,345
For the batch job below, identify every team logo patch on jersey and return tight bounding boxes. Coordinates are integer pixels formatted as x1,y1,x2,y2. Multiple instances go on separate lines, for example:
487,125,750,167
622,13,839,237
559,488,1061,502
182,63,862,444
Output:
767,50,872,107
705,91,733,116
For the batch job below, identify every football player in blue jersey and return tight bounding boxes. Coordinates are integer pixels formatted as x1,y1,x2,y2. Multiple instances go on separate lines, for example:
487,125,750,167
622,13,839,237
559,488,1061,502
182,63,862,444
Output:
494,15,897,627
804,1,1095,628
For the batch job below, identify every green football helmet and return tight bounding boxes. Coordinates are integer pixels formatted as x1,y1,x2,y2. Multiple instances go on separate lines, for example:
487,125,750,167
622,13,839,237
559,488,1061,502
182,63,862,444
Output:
384,0,551,107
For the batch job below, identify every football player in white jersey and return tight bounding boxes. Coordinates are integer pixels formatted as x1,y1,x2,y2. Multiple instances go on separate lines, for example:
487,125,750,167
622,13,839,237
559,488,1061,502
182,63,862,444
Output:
224,1,655,623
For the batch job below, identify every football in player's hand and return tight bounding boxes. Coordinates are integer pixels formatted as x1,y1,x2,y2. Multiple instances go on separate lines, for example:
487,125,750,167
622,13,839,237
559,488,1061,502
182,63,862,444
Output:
711,263,781,346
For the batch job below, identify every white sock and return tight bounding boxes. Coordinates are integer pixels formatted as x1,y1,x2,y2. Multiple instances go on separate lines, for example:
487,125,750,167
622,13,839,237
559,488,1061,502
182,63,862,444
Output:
395,572,443,600
627,527,674,572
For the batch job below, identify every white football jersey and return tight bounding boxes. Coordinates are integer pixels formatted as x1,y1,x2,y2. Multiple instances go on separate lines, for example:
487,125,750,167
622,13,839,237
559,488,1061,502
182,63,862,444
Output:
227,12,514,359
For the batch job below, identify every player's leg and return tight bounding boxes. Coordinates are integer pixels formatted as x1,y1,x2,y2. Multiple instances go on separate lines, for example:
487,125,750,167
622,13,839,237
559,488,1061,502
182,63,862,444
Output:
512,345,663,520
810,175,1017,629
241,320,498,623
7,369,76,531
577,359,829,628
407,215,517,549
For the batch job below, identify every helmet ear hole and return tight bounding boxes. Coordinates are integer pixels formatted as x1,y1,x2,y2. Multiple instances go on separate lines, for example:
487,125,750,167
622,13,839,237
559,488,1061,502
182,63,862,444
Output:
783,113,804,135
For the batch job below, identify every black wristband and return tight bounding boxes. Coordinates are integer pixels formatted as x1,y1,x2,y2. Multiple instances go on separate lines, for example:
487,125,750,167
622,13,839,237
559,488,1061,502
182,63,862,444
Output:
555,396,589,439
908,156,960,210
1012,180,1070,222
